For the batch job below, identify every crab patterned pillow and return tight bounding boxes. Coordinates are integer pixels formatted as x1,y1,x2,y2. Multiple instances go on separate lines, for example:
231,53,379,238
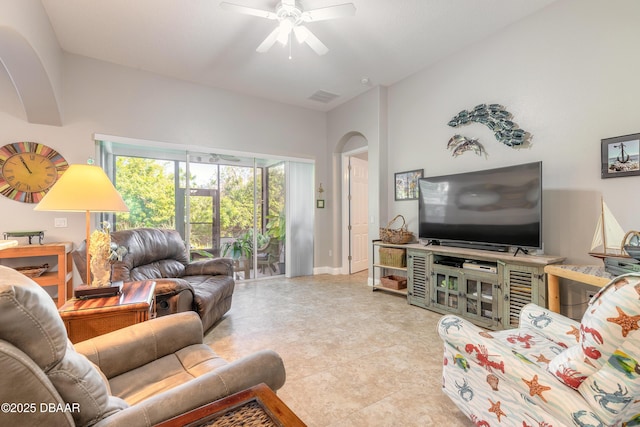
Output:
578,334,640,425
549,274,640,389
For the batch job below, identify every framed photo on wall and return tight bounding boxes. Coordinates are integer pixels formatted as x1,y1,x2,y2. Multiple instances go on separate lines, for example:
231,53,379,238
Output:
601,133,640,178
394,169,423,200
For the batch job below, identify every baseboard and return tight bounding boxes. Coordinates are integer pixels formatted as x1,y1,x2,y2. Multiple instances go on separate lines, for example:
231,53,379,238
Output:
313,266,345,275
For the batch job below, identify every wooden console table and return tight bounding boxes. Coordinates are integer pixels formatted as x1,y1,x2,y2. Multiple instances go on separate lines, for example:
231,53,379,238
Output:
544,264,615,313
154,383,305,427
0,242,73,307
59,280,156,343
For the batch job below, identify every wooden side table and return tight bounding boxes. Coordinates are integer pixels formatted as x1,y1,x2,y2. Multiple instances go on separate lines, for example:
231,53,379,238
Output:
544,264,615,313
59,280,156,343
154,383,306,427
0,242,73,307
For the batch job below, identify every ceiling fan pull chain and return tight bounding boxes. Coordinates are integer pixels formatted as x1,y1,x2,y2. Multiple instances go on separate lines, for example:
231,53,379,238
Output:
288,31,292,60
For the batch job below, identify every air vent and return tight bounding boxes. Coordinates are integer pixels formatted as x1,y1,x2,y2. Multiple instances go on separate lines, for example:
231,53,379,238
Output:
308,90,339,103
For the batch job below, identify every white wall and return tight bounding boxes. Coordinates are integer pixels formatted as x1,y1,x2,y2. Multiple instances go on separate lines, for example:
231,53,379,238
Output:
325,86,387,269
62,54,325,158
0,52,326,268
386,0,640,265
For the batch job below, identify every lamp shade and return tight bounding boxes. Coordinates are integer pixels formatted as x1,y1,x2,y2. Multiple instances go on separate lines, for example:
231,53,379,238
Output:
34,164,128,213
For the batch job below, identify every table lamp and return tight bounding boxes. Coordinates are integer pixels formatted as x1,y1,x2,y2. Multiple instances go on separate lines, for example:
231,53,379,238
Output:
34,163,128,297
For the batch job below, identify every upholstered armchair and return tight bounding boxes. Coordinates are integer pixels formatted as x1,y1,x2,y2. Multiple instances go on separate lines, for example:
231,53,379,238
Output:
0,265,286,427
437,273,640,426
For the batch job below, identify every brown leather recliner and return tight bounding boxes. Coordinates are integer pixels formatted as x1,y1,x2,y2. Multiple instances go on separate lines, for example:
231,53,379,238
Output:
0,265,286,427
74,228,234,332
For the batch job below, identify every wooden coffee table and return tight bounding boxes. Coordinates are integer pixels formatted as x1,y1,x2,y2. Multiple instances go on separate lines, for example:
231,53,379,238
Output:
154,383,305,427
58,280,156,343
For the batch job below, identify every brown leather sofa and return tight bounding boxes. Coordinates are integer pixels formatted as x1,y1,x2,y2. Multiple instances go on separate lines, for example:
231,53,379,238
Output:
74,228,234,332
0,265,286,427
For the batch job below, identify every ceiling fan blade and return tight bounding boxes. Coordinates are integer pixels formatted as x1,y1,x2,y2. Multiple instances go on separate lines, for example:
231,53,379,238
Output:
220,155,241,162
256,27,281,52
301,27,328,55
219,2,277,19
293,25,310,43
303,3,356,22
281,0,295,8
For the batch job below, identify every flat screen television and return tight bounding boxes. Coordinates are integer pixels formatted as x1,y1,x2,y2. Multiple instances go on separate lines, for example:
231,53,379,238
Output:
418,161,542,251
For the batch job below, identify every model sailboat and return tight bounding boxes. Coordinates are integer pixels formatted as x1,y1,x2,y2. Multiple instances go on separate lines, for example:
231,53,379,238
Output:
589,198,627,258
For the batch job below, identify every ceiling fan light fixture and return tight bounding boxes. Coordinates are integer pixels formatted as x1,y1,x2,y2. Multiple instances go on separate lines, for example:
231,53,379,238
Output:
276,19,294,45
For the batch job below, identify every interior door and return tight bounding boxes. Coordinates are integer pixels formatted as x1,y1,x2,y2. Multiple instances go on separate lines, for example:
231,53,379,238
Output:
349,156,369,273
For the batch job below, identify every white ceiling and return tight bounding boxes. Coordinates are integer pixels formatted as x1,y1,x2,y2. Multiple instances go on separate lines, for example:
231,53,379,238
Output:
41,0,557,112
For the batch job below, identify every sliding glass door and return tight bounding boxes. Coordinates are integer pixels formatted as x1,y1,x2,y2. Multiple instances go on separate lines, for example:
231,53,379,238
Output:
98,140,310,279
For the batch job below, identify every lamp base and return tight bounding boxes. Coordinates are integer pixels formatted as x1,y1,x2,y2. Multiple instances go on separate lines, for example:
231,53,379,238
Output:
74,281,123,299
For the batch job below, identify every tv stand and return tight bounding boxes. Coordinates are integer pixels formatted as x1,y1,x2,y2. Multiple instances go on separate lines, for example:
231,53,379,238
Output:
513,247,530,256
404,244,564,330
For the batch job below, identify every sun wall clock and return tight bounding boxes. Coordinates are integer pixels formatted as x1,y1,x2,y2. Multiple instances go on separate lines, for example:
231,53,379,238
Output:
0,142,69,203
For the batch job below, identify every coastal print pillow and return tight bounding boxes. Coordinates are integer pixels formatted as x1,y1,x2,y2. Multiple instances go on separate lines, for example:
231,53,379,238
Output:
549,274,640,389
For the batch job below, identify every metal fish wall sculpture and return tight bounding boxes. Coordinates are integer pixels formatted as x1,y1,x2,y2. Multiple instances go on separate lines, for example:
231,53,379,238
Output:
447,134,486,157
446,104,532,156
448,103,531,147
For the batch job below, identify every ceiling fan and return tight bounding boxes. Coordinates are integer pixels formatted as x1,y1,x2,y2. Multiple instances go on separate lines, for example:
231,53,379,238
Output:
220,0,356,56
209,153,241,163
191,153,241,163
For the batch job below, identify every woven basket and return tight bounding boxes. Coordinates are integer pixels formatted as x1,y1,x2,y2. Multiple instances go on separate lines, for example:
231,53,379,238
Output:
380,215,414,244
379,247,406,267
16,263,49,278
380,275,407,290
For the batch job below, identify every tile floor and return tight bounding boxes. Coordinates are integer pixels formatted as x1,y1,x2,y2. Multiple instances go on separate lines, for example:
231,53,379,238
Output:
205,272,473,426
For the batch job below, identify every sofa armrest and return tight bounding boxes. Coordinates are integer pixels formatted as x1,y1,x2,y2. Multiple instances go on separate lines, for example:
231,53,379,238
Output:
75,312,203,379
0,342,76,426
92,350,286,427
153,278,193,297
519,303,581,348
186,257,234,277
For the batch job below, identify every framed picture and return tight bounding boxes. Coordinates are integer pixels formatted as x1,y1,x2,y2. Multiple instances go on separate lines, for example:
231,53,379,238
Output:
601,134,640,178
316,199,325,208
394,169,423,200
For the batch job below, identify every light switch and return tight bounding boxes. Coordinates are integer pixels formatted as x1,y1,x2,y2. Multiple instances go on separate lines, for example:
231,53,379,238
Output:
54,218,67,228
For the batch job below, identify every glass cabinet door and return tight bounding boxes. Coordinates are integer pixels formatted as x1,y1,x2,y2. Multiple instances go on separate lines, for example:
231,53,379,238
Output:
433,269,459,310
463,276,496,321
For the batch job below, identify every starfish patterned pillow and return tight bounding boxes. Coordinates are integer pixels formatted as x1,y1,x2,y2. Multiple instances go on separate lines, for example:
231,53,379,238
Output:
549,273,640,389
